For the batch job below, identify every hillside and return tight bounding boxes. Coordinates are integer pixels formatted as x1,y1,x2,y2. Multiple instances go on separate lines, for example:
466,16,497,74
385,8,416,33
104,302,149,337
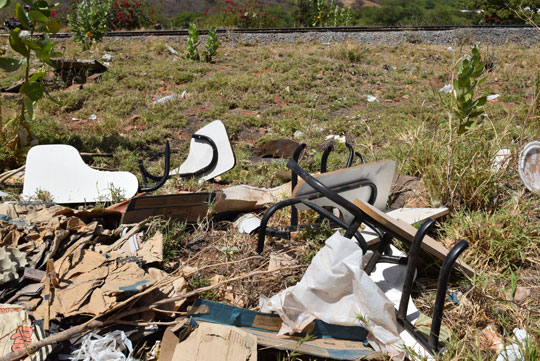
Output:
0,0,376,18
128,0,375,15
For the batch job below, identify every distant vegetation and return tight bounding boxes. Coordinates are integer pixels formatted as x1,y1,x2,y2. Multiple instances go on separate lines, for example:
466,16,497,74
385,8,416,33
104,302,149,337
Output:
170,0,539,29
0,0,538,31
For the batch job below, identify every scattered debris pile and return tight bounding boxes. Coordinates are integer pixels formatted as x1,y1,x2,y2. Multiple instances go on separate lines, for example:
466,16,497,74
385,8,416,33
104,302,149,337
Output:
1,122,535,361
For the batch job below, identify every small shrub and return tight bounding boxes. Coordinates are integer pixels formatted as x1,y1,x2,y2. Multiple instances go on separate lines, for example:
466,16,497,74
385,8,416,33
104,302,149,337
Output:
291,0,352,27
202,27,219,62
221,0,284,28
172,10,202,29
68,0,111,50
185,23,200,61
452,44,488,134
0,0,62,156
185,24,219,63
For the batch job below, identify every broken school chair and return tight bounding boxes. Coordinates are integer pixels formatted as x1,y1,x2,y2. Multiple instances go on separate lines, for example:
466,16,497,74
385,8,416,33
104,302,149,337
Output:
21,144,166,204
138,120,236,187
257,143,394,254
272,158,473,355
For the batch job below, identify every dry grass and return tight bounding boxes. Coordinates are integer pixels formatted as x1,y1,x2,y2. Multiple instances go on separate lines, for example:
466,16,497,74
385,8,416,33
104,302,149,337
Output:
1,37,539,359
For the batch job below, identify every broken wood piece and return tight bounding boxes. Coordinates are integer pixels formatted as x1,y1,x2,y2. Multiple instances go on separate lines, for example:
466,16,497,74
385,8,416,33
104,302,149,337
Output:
353,198,475,277
0,165,25,185
121,193,215,224
5,283,44,304
23,268,46,282
219,183,291,209
356,207,449,247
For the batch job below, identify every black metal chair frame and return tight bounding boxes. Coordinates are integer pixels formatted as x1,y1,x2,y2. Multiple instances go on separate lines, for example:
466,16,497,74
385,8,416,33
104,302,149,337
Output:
257,142,371,251
138,134,219,192
259,158,469,355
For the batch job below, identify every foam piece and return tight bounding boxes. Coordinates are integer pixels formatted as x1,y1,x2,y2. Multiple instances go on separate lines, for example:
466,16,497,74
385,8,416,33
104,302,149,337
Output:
171,120,235,181
22,145,138,204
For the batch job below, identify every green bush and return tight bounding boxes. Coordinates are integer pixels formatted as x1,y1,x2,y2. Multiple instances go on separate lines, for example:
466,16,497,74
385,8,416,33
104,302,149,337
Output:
291,0,352,27
354,0,469,26
68,0,111,50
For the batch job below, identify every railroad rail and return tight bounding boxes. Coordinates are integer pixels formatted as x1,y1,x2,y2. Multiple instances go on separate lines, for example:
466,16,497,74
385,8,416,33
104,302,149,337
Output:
21,24,539,38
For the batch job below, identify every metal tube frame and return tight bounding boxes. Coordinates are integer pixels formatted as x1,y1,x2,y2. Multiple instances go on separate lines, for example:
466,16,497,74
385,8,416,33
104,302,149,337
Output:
138,141,171,192
258,159,470,355
138,134,219,189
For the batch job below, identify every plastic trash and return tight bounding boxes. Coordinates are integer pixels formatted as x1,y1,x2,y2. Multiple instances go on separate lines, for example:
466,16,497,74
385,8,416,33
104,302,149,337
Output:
152,94,179,105
234,213,261,234
366,95,378,102
102,54,113,62
70,330,134,361
325,135,346,143
518,141,540,193
496,328,531,361
260,232,406,360
166,44,178,55
439,84,453,94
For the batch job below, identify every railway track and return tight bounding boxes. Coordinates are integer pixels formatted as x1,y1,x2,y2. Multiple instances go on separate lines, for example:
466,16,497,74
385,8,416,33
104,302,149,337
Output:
41,24,535,38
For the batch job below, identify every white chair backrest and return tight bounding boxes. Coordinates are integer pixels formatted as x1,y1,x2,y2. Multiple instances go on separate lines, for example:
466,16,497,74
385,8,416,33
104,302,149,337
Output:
170,120,236,181
23,145,138,204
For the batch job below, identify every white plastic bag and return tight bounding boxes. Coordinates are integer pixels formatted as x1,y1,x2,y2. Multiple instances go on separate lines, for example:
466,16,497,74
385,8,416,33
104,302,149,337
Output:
70,330,134,361
496,328,531,361
260,232,406,360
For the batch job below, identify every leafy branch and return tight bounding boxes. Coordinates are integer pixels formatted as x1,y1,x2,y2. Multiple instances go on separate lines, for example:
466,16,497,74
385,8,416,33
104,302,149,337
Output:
0,0,62,152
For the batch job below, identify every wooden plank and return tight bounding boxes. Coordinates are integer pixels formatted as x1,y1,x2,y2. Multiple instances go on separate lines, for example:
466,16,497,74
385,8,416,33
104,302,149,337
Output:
357,207,449,245
354,199,475,277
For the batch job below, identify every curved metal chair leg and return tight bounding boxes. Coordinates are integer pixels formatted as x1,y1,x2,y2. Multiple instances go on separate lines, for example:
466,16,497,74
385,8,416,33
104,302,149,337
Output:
257,198,302,254
345,142,355,168
429,239,469,351
320,143,335,173
138,141,171,193
355,151,366,164
139,142,171,185
290,144,306,230
177,134,219,178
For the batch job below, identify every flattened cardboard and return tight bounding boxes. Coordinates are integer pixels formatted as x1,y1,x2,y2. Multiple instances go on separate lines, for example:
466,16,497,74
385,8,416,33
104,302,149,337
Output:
172,322,257,361
122,193,215,224
188,299,373,360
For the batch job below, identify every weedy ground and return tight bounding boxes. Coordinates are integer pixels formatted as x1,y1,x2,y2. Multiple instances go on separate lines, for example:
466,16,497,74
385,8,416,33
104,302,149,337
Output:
0,37,539,360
